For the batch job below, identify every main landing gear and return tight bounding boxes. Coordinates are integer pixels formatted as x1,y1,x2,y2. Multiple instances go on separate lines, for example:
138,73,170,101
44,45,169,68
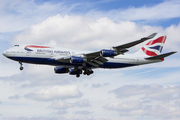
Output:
75,70,93,78
83,69,94,76
74,68,94,78
76,74,80,78
19,61,23,70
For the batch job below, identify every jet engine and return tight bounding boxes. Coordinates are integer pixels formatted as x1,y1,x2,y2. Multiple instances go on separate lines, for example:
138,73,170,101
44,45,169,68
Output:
70,56,86,64
69,69,82,75
54,67,69,74
100,49,118,57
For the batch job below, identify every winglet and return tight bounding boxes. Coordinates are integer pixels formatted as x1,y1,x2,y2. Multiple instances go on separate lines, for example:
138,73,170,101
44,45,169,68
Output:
145,51,177,60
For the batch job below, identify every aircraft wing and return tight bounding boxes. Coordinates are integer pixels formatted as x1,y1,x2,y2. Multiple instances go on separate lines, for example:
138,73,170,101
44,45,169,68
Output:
56,33,157,67
112,33,157,51
82,32,157,59
83,51,108,67
56,51,108,67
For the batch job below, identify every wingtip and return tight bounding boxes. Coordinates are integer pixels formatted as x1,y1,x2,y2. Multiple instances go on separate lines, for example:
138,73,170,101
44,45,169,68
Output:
147,33,157,39
172,51,177,54
165,51,177,57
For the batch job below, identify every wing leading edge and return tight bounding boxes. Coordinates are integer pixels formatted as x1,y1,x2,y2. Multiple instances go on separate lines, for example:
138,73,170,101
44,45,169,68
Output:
55,33,157,67
112,33,157,50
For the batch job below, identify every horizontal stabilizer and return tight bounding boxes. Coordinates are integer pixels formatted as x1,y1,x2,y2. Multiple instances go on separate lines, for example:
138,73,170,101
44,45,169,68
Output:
145,51,177,60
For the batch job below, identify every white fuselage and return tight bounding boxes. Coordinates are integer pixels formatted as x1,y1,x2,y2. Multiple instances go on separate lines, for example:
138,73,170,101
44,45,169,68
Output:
3,44,162,69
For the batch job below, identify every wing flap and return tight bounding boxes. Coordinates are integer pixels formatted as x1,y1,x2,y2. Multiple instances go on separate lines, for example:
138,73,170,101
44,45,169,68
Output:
95,56,108,62
92,59,103,65
86,61,99,67
55,56,71,63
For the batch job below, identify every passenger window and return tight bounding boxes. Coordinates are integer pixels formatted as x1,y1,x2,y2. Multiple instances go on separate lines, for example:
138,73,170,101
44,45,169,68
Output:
14,45,19,47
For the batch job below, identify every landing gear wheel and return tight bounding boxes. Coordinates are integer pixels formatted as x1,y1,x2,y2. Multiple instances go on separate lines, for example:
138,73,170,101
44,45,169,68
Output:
76,74,80,78
20,67,23,70
90,71,94,74
19,61,23,71
83,71,87,75
83,69,94,76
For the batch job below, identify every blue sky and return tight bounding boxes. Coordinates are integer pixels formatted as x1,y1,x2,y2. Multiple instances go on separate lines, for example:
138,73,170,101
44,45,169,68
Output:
34,0,164,9
0,0,180,120
32,0,180,27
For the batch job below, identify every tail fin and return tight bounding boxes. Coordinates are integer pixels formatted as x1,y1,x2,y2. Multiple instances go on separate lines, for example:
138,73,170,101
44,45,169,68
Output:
136,34,167,57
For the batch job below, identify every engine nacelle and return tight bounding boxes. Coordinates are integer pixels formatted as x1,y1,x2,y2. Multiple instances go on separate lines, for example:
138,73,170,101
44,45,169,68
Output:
70,56,85,64
100,49,118,57
69,69,82,75
54,67,69,74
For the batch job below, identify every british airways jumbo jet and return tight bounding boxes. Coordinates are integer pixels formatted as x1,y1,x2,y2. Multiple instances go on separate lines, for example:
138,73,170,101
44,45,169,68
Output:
2,33,176,77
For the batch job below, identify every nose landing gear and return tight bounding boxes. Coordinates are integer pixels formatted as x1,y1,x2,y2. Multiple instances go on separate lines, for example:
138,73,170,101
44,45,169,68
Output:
19,61,23,70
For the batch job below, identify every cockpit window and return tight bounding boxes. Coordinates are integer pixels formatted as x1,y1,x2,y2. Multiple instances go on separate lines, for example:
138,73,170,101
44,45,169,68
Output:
14,45,19,47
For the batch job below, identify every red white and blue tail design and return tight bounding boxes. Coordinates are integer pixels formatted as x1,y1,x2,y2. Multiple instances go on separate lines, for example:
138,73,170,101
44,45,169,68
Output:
136,34,167,57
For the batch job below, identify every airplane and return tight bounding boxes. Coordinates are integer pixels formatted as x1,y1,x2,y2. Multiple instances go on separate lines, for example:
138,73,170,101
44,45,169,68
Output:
2,33,176,77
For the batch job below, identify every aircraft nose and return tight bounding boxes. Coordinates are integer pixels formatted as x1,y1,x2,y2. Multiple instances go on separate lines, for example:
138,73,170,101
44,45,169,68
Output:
2,50,7,57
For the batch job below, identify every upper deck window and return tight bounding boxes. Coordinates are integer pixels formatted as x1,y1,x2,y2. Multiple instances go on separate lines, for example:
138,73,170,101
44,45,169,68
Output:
14,45,19,47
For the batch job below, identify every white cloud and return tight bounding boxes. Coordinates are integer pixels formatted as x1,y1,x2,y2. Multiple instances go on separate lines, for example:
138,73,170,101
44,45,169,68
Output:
8,94,21,100
104,101,142,111
0,55,21,77
104,100,180,119
2,117,65,120
75,99,91,107
111,84,180,101
165,23,180,50
1,0,180,33
75,110,93,115
56,109,68,115
51,100,74,109
2,116,111,120
24,85,82,101
11,14,180,53
0,64,74,87
92,83,102,88
0,0,71,32
104,84,180,119
51,99,90,109
10,14,155,50
87,0,180,21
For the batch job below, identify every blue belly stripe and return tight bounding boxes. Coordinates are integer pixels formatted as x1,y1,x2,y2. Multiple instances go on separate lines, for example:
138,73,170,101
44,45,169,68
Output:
7,56,137,68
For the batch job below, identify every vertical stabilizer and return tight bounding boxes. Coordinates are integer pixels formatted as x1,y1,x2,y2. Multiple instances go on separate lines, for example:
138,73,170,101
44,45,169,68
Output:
135,33,167,57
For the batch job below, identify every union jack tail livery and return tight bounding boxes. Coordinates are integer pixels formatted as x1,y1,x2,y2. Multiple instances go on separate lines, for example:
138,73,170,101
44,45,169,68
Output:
136,34,167,57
